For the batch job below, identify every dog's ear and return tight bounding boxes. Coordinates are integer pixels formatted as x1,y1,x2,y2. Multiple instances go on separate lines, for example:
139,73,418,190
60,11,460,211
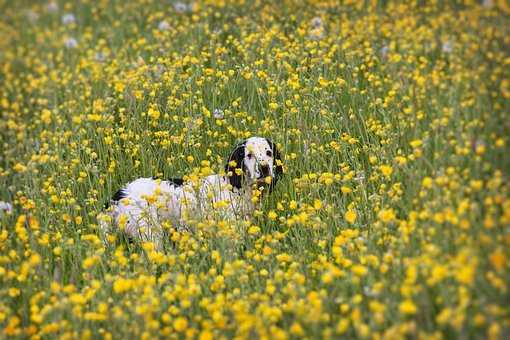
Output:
265,138,283,190
225,141,246,189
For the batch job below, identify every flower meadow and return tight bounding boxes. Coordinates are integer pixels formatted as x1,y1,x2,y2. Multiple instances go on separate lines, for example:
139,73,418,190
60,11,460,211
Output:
1,0,509,339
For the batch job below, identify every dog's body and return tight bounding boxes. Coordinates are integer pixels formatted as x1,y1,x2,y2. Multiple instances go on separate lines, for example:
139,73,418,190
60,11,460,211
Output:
98,137,282,248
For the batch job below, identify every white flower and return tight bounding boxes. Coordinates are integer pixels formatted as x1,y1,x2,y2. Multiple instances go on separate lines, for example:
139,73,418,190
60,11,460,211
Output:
213,109,224,119
158,20,170,31
307,16,325,40
64,37,78,49
380,45,389,59
62,13,76,25
174,2,187,13
0,201,12,215
442,41,453,54
482,0,494,7
311,16,323,29
26,10,39,23
354,171,365,183
174,2,193,13
94,52,106,62
46,2,59,13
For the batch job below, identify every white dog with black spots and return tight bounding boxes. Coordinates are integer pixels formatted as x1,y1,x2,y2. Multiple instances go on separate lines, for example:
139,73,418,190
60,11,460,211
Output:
98,137,283,249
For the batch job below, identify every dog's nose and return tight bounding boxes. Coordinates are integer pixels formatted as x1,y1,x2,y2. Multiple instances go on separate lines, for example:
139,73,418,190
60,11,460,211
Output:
259,164,270,176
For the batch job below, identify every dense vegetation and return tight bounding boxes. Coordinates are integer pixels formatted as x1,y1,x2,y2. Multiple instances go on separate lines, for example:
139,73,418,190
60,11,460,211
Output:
0,1,509,338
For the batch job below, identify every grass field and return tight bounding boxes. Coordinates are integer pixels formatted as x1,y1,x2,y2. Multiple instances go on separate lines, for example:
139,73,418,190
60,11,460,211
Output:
1,0,509,338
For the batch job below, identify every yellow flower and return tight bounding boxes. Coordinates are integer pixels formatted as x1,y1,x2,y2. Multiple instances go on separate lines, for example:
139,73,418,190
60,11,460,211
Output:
113,278,133,294
269,102,279,110
410,139,422,148
29,217,40,230
82,256,97,270
173,317,188,332
276,253,292,263
69,293,87,305
380,165,393,178
351,265,367,277
399,299,417,315
422,177,433,189
341,186,352,194
436,308,452,325
336,319,350,334
268,210,277,220
290,322,304,336
13,163,27,173
41,109,52,124
9,288,20,297
313,199,322,210
428,264,448,285
199,330,214,340
345,210,357,224
455,265,476,286
289,200,298,209
378,208,396,223
489,249,505,271
28,254,41,267
248,225,260,235
114,81,125,93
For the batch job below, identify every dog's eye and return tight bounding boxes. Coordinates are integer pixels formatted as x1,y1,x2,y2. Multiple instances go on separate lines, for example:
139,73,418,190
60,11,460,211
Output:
266,150,273,157
247,153,254,159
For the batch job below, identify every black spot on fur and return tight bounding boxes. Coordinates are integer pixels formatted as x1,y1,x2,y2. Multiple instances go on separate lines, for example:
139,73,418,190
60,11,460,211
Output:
105,188,127,208
167,178,184,186
225,141,247,190
112,189,127,202
265,138,283,192
152,176,184,186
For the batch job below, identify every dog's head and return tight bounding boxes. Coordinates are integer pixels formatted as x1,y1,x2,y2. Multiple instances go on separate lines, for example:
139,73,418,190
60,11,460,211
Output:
225,137,283,192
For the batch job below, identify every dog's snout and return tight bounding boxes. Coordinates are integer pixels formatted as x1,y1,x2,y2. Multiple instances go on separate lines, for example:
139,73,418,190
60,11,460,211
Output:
259,163,270,176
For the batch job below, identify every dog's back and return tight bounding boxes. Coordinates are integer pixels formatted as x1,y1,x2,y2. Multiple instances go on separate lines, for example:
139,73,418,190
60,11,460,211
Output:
98,175,247,249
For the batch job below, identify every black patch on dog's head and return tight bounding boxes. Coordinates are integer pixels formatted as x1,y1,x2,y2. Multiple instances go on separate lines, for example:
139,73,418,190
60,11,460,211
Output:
265,138,283,191
225,141,247,190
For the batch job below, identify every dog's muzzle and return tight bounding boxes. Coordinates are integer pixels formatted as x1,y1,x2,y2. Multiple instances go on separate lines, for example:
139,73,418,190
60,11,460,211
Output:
255,163,272,187
259,164,270,177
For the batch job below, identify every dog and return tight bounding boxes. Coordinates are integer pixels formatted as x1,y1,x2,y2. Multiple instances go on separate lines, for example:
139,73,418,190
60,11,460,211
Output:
98,137,283,249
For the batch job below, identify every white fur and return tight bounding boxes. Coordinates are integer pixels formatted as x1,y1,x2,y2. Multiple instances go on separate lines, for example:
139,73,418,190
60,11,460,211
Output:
99,176,251,249
243,137,274,181
0,201,12,216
